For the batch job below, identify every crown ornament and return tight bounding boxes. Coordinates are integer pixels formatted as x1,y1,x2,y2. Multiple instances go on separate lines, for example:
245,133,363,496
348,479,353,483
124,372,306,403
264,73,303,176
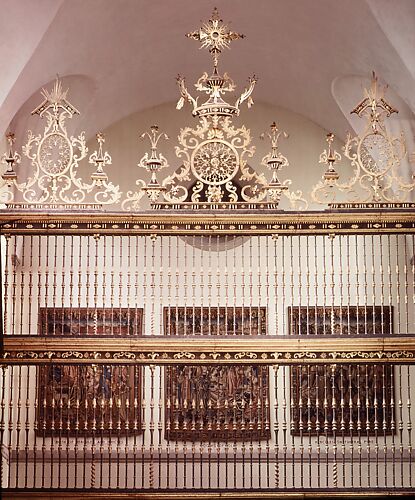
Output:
312,73,412,206
1,78,121,208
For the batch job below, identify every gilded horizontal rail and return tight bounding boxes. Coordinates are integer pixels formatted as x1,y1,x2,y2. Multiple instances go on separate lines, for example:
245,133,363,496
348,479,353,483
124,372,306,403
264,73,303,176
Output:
3,489,415,498
2,335,415,364
0,208,414,235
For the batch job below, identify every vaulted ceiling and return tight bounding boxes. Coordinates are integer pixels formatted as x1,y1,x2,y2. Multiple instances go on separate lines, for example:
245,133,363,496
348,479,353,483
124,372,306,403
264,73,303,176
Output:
1,0,414,141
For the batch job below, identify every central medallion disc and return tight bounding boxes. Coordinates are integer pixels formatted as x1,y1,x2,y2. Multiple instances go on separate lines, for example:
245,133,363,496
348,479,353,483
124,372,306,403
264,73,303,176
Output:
191,140,239,186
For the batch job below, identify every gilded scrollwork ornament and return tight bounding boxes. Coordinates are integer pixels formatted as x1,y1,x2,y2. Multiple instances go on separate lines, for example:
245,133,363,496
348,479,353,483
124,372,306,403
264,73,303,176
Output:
162,9,274,206
1,78,121,207
312,73,412,205
3,348,415,364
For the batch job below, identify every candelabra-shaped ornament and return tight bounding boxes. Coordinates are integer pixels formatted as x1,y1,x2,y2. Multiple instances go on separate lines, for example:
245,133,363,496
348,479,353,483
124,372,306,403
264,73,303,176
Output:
121,126,168,210
1,78,121,207
0,133,20,202
89,133,111,185
261,122,289,205
311,73,412,206
318,133,341,186
260,122,308,209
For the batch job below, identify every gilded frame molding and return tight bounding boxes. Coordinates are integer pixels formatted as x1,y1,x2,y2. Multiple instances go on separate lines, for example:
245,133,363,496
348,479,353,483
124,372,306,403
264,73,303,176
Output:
0,208,414,236
2,336,415,365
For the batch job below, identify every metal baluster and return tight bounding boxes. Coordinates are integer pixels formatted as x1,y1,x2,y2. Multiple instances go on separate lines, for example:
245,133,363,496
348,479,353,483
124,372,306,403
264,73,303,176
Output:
273,365,279,488
149,364,155,489
354,235,361,336
300,235,308,336
132,365,139,489
362,236,369,336
13,365,21,487
3,235,11,335
18,236,25,336
348,364,354,488
370,234,376,335
331,365,338,488
157,366,163,488
339,366,345,486
10,237,17,336
379,234,385,335
390,365,396,487
374,367,379,486
365,365,371,487
216,235,220,337
41,364,48,488
28,236,34,335
406,365,412,486
0,367,7,487
208,235,212,336
316,365,321,488
403,235,410,334
323,365,329,488
382,365,395,488
395,235,401,335
24,366,30,488
139,364,145,488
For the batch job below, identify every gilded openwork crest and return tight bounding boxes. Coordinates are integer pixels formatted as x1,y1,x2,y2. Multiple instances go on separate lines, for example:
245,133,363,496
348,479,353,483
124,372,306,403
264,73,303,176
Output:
1,79,120,207
312,73,412,205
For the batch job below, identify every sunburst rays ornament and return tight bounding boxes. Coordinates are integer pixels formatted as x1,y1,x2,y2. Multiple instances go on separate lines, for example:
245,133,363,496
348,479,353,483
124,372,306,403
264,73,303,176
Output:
186,7,244,71
176,8,256,118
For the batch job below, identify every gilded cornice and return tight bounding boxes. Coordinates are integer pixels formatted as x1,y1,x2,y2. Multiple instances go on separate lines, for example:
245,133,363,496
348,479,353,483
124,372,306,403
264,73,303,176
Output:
0,208,414,235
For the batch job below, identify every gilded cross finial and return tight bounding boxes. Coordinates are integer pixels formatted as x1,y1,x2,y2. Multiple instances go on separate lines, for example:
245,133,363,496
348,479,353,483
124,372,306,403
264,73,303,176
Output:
186,8,244,72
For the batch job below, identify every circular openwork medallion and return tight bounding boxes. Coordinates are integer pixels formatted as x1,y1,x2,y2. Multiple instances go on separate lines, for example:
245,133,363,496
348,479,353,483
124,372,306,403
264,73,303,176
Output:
38,133,72,176
358,132,392,176
191,140,239,185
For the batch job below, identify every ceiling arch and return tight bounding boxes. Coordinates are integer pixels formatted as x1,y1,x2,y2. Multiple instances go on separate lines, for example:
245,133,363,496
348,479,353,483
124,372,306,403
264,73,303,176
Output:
1,0,414,144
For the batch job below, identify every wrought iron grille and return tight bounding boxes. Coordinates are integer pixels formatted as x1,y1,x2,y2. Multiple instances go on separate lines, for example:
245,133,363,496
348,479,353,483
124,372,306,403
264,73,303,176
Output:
1,211,415,497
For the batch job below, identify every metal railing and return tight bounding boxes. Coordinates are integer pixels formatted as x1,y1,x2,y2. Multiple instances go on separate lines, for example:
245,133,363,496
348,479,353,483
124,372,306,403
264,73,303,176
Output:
0,207,414,497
